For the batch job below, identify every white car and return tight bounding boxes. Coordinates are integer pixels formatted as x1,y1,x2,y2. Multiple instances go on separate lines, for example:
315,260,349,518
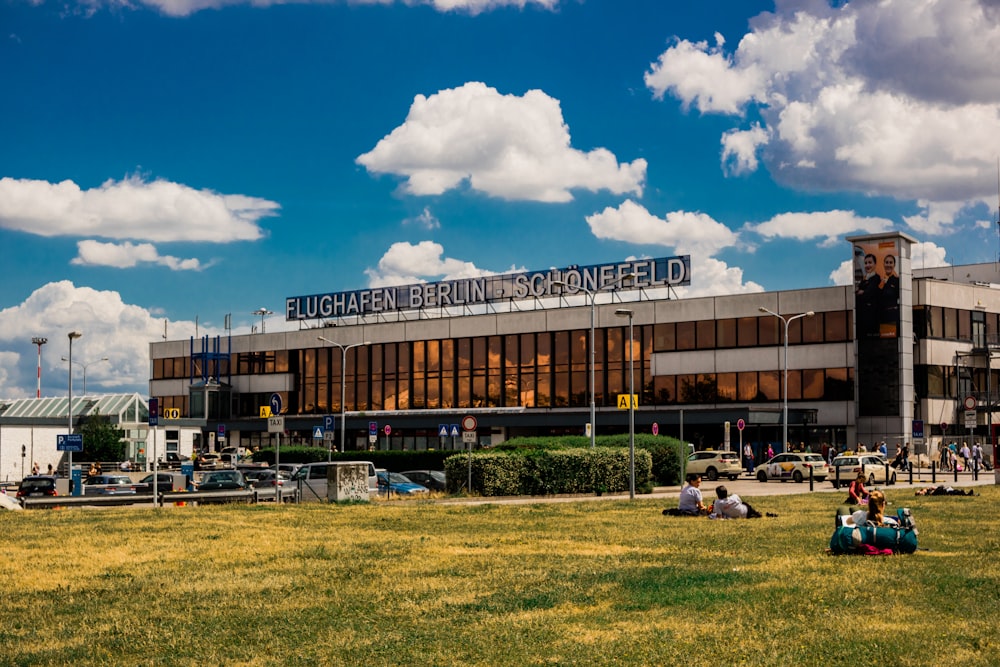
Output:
757,452,829,483
830,454,896,487
686,451,742,481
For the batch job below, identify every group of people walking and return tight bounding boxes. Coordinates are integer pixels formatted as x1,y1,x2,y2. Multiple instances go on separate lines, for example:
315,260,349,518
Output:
938,441,987,473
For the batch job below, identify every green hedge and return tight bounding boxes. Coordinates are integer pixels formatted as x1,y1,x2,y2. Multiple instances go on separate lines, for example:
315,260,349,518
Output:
444,446,653,496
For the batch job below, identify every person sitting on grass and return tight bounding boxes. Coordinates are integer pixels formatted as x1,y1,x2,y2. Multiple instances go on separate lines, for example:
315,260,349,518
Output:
677,473,707,515
915,485,975,496
846,473,869,505
709,485,763,519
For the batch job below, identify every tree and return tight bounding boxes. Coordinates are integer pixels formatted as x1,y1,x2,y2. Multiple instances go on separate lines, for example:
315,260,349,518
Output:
77,413,127,463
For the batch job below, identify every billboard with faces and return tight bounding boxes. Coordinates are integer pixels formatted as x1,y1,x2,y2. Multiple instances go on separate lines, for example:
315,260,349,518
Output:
852,237,901,417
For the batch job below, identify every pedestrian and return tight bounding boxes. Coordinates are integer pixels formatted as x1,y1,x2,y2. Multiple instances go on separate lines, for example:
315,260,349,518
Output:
939,444,950,471
743,441,755,475
766,444,774,460
902,442,910,472
972,443,983,472
46,464,54,476
31,461,39,475
960,442,971,471
858,442,867,453
879,441,888,458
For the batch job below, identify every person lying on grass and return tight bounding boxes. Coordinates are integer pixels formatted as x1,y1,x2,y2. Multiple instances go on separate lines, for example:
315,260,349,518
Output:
708,485,763,519
914,485,975,496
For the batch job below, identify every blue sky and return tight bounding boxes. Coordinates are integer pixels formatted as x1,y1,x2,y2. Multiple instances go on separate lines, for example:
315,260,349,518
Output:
2,0,999,398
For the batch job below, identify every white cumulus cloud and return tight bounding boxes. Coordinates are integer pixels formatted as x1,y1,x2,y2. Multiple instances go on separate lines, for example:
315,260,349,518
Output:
585,199,739,258
357,82,646,203
71,240,206,270
0,175,278,243
365,240,517,286
748,210,894,247
646,0,1000,218
0,281,205,398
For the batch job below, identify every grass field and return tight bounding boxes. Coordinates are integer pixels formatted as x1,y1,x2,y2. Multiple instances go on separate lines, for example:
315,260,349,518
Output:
2,486,999,666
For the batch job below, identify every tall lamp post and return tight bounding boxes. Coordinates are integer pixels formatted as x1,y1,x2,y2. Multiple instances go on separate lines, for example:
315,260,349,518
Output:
553,272,636,448
31,337,47,398
67,331,82,491
61,356,109,395
317,337,371,457
758,307,814,451
615,308,635,500
252,307,273,334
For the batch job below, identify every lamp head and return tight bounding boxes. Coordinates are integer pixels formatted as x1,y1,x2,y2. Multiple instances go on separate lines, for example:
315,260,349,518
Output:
615,308,634,318
68,331,82,340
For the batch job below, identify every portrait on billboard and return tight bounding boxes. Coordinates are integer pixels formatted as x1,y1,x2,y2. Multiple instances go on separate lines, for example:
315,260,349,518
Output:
853,239,899,339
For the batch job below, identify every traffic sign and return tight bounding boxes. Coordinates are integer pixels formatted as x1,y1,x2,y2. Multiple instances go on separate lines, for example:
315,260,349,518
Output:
461,415,478,431
369,421,378,436
438,424,449,437
912,420,924,439
617,394,638,409
651,422,659,436
940,422,948,432
450,424,460,437
312,426,323,439
323,415,335,431
965,410,977,429
259,406,272,418
462,431,476,444
384,424,391,436
268,416,285,433
148,398,159,426
323,431,335,442
57,434,83,452
737,418,746,431
270,393,283,416
964,395,977,411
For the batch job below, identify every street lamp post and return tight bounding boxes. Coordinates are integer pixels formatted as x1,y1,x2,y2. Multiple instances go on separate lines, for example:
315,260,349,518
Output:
317,337,371,457
67,331,82,493
553,273,636,448
615,308,635,500
31,337,47,398
758,307,814,452
61,356,109,395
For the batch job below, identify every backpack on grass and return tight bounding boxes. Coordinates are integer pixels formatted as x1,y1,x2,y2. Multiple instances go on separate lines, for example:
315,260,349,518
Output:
829,508,918,555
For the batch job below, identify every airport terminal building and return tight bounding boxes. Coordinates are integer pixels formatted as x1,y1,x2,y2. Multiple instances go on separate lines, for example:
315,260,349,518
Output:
145,231,1000,464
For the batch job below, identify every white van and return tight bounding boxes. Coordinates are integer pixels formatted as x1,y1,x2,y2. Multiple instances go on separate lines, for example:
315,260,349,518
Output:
290,461,377,501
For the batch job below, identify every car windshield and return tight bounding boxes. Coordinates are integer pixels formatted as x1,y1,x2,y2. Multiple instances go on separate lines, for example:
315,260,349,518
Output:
803,455,826,463
383,472,412,484
20,479,53,491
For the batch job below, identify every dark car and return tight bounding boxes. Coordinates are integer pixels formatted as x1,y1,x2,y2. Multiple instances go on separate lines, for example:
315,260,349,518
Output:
134,473,179,494
400,470,446,491
196,470,248,491
16,475,58,498
246,469,291,489
160,452,190,469
83,474,137,496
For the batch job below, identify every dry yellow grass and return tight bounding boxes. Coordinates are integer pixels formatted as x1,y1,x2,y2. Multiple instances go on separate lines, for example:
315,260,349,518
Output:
2,487,999,665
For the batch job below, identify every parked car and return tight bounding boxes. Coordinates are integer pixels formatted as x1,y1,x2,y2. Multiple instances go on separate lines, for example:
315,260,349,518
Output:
83,474,137,496
685,450,742,481
195,453,223,470
376,471,429,496
160,452,190,469
290,462,378,501
247,469,292,489
400,470,447,491
16,475,58,499
134,473,181,494
830,455,896,487
756,452,829,483
196,470,248,491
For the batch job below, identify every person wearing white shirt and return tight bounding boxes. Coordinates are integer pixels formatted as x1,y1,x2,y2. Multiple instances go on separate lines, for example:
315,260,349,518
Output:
709,485,763,519
677,473,706,515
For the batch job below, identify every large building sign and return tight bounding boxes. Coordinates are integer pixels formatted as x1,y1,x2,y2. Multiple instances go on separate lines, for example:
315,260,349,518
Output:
286,256,691,320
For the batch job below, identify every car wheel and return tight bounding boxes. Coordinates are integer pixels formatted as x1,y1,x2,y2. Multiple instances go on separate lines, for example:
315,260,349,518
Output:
793,470,803,483
728,475,738,481
756,470,768,483
868,473,876,486
706,467,719,481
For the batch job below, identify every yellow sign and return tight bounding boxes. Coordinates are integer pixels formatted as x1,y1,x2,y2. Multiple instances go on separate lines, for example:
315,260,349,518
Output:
163,408,180,419
259,406,273,418
617,394,638,409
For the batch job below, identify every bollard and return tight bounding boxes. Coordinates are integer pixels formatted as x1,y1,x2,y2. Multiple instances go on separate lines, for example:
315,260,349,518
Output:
954,464,959,484
931,461,936,484
809,466,814,491
909,463,913,485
